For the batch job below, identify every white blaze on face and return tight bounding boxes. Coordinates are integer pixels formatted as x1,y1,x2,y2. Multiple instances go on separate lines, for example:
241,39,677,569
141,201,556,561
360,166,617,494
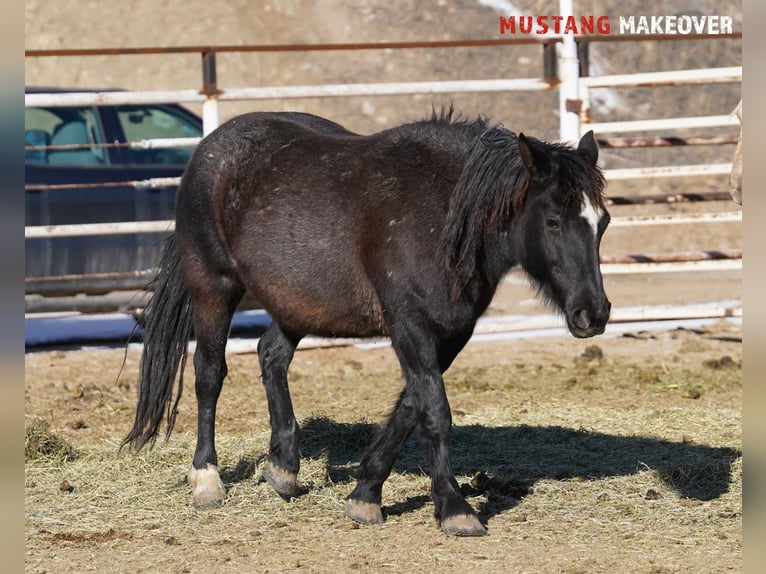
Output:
580,193,603,236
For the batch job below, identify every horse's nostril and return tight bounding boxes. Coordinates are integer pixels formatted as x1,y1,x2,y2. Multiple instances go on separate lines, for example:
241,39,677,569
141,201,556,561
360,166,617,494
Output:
572,308,590,330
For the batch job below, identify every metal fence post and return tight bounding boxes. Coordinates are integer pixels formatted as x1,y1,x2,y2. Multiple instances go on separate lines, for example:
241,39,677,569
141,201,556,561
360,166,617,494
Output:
558,0,581,143
201,50,220,136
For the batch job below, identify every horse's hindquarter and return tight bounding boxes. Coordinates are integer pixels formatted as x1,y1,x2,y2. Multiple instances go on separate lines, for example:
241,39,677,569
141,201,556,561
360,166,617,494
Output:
225,144,378,337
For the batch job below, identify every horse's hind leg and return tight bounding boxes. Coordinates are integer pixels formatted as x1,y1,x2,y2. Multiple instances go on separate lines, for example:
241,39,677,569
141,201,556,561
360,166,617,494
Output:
258,322,303,498
187,277,244,509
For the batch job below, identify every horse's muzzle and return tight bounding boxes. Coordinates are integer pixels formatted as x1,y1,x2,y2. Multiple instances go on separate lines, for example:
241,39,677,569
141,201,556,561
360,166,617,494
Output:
567,299,611,338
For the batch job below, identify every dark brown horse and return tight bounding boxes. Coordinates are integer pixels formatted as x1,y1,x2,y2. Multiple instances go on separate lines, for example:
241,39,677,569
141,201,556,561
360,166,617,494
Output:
123,109,611,536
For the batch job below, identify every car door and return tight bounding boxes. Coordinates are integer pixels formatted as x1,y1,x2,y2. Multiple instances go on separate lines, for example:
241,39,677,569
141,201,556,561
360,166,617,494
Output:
25,104,124,279
25,101,202,286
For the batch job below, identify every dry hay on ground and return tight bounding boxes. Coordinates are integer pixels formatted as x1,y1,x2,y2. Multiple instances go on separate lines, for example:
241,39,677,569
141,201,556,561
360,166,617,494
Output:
25,322,741,573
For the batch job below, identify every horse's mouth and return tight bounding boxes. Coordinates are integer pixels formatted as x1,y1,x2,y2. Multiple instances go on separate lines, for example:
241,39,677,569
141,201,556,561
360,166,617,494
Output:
566,304,609,338
567,322,607,339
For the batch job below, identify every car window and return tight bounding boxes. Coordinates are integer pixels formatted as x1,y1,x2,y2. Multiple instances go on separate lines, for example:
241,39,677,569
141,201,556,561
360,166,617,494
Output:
25,106,106,165
115,105,202,166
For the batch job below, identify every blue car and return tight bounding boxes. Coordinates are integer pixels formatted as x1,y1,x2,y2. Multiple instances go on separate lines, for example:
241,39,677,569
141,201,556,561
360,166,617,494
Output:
25,87,204,309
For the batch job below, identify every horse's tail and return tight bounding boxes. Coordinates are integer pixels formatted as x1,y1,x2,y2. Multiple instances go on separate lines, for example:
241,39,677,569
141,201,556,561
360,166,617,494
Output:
121,234,194,451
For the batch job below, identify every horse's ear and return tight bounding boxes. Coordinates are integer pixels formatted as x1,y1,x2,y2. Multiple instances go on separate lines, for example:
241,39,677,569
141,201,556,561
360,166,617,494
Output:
577,130,599,166
518,133,547,180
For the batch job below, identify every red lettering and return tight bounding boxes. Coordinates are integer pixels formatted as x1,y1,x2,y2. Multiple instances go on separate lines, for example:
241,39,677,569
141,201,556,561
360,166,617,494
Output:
564,15,578,34
501,14,611,36
597,16,610,34
499,16,515,34
551,15,563,33
519,16,533,34
536,15,549,35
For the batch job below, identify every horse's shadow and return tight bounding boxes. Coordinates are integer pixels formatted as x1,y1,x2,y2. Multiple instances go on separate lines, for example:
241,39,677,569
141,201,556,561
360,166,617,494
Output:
222,415,740,522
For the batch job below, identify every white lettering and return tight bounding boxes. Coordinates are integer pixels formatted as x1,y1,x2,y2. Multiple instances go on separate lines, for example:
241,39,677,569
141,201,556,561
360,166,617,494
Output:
619,16,634,34
636,16,649,34
708,15,719,34
665,15,676,33
677,15,692,34
619,14,735,35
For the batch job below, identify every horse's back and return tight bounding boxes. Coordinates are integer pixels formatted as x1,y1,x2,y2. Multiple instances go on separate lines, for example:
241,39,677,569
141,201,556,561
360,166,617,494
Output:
211,111,357,140
181,112,358,186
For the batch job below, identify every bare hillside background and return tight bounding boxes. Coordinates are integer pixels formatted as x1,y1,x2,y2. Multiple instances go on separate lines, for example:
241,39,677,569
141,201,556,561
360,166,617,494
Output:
25,0,741,152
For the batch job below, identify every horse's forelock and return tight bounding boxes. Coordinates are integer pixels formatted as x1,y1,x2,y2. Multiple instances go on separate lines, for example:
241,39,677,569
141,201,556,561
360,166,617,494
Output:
551,147,606,211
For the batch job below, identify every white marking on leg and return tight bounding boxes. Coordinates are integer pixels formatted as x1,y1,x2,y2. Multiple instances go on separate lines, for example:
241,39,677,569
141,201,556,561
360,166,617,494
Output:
580,193,603,235
188,463,225,508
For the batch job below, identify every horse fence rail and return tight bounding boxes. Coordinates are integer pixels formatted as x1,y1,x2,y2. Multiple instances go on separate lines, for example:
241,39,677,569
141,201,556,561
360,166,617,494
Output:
586,115,739,134
579,65,741,88
597,134,738,148
604,163,733,180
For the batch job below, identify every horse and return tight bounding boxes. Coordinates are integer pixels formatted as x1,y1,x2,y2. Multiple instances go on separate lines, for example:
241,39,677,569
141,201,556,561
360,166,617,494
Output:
122,109,611,537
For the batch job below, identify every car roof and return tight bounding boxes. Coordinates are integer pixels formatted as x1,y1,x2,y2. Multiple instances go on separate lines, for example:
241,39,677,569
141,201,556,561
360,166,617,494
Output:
25,87,203,121
25,86,126,94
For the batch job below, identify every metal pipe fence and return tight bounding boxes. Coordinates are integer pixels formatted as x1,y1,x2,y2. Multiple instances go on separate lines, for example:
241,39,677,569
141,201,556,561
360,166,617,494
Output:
24,29,742,312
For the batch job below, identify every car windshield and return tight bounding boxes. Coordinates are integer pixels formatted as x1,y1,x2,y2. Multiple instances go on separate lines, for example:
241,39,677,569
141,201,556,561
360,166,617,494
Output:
25,106,106,165
116,105,202,165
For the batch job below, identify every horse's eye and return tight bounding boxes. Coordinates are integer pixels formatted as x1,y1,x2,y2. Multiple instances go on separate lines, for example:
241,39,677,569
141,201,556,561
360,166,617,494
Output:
546,217,561,231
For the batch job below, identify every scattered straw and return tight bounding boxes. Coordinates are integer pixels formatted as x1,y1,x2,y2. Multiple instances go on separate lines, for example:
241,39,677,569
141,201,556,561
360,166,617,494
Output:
25,418,78,463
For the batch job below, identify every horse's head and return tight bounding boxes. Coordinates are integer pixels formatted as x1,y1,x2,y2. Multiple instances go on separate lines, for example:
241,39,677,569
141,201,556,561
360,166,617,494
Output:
515,131,611,338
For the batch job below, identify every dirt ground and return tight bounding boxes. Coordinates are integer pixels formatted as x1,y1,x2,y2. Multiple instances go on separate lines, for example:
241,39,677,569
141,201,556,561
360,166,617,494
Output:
24,269,742,574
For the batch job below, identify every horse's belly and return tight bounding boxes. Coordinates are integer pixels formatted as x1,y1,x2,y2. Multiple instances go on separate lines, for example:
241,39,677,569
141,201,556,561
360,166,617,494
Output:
258,286,386,339
235,250,386,338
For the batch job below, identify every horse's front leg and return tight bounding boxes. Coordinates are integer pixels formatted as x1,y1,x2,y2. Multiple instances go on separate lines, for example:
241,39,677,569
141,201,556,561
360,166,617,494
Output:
345,324,486,536
429,334,487,536
344,381,419,525
419,379,486,536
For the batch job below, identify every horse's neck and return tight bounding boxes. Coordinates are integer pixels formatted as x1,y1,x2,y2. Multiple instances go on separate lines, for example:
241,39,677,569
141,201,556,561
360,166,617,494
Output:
477,230,518,290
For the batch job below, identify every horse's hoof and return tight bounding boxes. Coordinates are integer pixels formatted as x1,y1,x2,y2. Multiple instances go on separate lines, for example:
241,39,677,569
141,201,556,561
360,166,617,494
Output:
262,461,298,499
188,464,225,509
345,499,384,525
193,492,225,510
441,514,488,537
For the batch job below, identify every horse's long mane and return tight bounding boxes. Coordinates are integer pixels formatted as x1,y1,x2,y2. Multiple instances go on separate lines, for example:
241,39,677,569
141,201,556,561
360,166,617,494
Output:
439,118,606,295
439,123,529,293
